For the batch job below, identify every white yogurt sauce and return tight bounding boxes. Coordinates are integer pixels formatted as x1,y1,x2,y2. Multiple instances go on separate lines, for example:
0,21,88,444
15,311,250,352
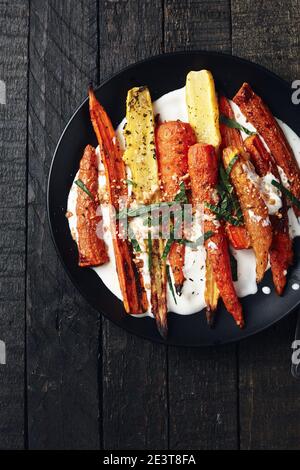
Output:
67,86,300,316
262,286,271,295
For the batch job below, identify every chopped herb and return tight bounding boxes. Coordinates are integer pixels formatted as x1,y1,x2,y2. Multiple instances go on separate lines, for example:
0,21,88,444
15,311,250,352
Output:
220,115,256,136
230,253,238,281
271,179,300,209
162,232,174,260
128,227,141,252
219,165,233,194
117,201,172,220
147,222,152,271
216,160,244,225
205,202,242,226
75,179,94,200
174,181,188,204
180,230,214,248
125,179,137,187
166,265,177,305
118,182,187,221
226,154,239,175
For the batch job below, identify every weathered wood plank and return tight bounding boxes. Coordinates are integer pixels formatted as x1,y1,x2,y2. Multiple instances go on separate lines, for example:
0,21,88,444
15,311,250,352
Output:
99,0,168,450
165,0,238,450
232,0,300,81
27,0,100,449
0,0,29,450
232,0,300,450
165,0,231,53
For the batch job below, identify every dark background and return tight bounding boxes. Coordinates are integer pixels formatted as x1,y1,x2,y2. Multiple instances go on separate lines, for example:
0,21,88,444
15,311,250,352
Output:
0,0,300,450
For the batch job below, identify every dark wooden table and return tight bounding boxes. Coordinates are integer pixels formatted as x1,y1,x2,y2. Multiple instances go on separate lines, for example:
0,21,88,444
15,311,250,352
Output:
0,0,300,450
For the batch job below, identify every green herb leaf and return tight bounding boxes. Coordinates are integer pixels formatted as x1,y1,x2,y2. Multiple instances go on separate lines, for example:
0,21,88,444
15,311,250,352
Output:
162,233,174,260
226,154,239,175
166,265,177,305
147,222,153,272
75,179,94,200
174,181,188,204
125,179,137,187
217,161,244,225
271,179,300,209
128,227,141,252
117,202,172,220
179,230,214,248
220,115,256,136
204,230,214,241
205,202,242,226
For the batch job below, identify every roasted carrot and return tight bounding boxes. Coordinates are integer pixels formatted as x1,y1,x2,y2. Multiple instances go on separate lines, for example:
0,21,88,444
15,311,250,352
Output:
245,134,293,294
186,70,222,321
73,145,109,267
89,87,148,314
149,238,168,337
188,143,244,328
219,95,244,150
225,224,251,250
204,260,219,327
233,83,300,216
156,120,197,294
223,146,273,282
219,95,251,250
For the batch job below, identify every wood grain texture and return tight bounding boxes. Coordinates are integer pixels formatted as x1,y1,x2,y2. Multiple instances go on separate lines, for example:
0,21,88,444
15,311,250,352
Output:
0,0,29,450
232,0,300,81
99,0,168,450
27,0,100,449
164,0,238,450
232,0,300,450
165,0,231,53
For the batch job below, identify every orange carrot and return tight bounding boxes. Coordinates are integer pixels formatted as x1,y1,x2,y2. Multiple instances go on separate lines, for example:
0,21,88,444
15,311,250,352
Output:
156,121,196,294
89,87,148,314
225,224,251,250
188,143,244,328
233,83,300,216
223,146,272,283
219,95,244,150
75,145,109,267
219,95,251,250
245,134,293,294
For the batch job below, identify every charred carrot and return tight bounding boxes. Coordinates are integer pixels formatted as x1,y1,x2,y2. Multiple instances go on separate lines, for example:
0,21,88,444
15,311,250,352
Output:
245,134,293,294
225,224,251,250
219,95,251,250
233,83,300,216
89,87,148,314
223,146,273,282
186,70,222,321
219,95,244,150
204,260,219,327
188,143,244,328
156,120,196,294
73,145,109,267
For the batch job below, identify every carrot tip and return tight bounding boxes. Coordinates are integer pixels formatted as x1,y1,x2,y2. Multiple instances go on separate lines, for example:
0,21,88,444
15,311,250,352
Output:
206,308,216,328
156,320,168,339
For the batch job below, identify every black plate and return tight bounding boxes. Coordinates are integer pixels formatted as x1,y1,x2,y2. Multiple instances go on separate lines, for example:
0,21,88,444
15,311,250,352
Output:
47,51,300,346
